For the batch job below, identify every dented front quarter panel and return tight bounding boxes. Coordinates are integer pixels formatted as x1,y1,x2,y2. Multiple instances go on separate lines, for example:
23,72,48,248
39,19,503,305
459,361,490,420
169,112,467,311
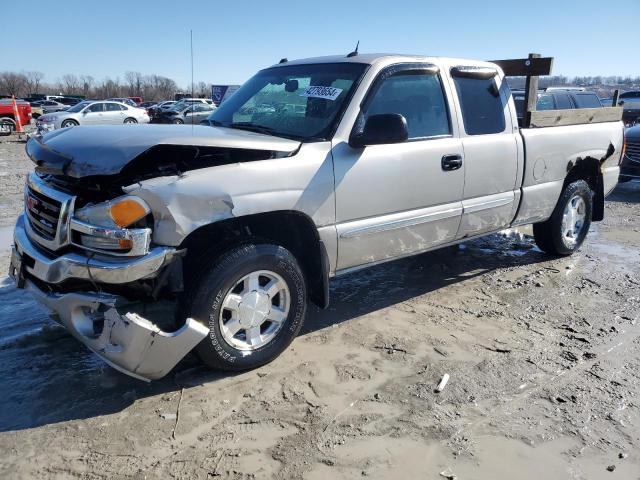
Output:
125,141,337,247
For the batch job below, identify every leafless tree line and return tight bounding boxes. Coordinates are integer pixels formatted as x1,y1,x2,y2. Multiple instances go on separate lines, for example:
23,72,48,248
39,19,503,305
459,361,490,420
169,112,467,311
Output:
3,70,639,101
0,70,212,100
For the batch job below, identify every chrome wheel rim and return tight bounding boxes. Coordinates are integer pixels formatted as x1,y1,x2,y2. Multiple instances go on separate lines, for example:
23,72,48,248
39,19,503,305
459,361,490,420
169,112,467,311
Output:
219,270,290,351
561,194,586,247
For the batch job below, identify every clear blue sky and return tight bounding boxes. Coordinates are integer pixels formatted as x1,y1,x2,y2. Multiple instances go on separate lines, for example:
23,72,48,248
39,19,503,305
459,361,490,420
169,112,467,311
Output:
2,0,638,88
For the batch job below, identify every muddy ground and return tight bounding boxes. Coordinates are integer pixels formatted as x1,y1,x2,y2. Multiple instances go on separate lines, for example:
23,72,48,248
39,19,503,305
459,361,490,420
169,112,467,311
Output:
0,131,639,479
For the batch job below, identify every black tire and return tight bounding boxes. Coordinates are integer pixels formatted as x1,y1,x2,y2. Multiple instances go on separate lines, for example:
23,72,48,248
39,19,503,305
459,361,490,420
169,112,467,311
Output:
124,117,137,124
61,119,78,128
533,179,593,256
172,118,184,124
0,117,16,132
188,243,307,371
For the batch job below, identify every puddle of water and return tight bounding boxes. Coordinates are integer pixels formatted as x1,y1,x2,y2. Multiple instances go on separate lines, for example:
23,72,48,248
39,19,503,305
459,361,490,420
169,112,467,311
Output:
0,276,49,347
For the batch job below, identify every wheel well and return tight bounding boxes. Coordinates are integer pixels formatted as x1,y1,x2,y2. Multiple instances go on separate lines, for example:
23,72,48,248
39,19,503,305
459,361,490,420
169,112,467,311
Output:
564,157,604,221
179,211,330,309
0,116,16,125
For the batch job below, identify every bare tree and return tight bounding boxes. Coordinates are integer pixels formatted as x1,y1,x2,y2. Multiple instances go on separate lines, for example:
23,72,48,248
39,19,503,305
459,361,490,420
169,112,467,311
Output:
124,71,144,97
61,74,82,95
195,81,209,98
24,71,45,95
80,75,94,97
0,72,28,97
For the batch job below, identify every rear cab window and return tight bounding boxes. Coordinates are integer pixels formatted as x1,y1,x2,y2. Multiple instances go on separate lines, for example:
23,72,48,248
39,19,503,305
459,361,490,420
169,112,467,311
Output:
451,67,506,135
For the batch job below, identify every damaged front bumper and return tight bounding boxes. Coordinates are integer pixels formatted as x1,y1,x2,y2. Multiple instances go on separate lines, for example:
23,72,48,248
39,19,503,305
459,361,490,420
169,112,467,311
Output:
22,280,209,381
12,215,176,285
9,215,210,381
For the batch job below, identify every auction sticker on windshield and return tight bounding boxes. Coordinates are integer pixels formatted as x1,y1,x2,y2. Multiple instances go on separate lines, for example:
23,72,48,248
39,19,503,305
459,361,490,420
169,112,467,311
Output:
299,86,343,101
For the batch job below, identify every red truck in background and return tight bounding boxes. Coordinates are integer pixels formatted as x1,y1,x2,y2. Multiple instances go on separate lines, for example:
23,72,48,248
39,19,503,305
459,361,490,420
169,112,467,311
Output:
0,99,32,134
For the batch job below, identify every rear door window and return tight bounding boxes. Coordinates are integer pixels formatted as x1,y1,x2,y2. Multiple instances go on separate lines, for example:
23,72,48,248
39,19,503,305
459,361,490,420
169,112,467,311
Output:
105,103,124,111
573,93,601,108
554,94,573,109
451,72,506,135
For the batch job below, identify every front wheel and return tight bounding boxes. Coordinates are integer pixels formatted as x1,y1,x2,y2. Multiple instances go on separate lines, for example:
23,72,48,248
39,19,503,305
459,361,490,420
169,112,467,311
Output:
188,243,307,371
533,179,593,255
172,118,184,124
61,119,78,128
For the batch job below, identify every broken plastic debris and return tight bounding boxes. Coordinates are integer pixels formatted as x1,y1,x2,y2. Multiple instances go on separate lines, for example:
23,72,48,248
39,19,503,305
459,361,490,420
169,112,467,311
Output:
435,373,450,393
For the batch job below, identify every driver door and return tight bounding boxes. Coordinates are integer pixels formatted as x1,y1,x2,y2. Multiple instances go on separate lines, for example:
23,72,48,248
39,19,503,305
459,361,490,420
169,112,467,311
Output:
82,102,105,125
333,65,465,271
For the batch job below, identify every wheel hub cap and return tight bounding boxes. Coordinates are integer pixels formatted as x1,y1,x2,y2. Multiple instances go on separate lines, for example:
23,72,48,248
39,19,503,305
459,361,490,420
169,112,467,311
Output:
219,270,290,351
561,194,586,247
238,291,270,328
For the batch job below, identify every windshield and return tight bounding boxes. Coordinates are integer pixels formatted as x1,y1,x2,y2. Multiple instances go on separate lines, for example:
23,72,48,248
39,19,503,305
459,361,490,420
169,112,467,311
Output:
170,101,187,111
66,101,92,113
210,63,367,141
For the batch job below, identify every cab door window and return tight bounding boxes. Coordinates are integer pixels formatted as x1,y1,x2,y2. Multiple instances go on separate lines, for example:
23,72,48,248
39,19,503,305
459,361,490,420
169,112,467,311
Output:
361,69,451,139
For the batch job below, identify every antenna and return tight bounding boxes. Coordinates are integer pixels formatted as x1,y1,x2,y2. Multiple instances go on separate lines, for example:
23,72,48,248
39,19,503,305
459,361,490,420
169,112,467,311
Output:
190,29,194,132
190,30,194,98
347,41,359,58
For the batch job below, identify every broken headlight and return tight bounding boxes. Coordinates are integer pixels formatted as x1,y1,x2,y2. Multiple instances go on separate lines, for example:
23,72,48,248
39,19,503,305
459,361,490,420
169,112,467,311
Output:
72,196,152,254
75,196,151,229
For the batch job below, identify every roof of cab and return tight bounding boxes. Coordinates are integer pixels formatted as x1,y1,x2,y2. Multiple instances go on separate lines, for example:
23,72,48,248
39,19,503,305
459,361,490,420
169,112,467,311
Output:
268,53,428,68
267,53,499,70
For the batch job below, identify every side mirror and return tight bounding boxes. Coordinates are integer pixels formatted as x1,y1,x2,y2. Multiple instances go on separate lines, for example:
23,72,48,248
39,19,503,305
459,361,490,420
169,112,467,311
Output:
349,113,408,148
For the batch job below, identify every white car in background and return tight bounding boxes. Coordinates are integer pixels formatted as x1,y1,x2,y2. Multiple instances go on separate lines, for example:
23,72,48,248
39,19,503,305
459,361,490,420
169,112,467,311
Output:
37,100,150,132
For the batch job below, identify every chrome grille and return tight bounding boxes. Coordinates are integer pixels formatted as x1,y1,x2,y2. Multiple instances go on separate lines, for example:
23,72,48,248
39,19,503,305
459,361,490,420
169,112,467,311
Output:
24,172,75,250
625,139,640,164
25,187,61,240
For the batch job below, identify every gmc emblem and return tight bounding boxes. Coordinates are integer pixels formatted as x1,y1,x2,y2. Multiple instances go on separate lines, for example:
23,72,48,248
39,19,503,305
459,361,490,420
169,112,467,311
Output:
26,195,38,212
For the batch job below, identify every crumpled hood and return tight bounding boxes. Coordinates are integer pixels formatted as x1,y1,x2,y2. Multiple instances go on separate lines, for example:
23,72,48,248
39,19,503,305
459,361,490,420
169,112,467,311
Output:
26,124,301,178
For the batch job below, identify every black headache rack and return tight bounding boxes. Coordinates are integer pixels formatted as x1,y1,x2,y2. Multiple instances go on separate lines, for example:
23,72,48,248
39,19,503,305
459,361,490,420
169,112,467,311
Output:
489,53,623,128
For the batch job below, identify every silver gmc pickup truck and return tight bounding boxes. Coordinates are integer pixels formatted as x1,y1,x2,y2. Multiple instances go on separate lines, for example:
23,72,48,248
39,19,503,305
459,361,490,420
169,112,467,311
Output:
9,53,623,381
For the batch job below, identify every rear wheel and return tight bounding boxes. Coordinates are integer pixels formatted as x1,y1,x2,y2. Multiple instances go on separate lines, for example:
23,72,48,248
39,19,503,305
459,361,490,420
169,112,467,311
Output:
0,117,16,132
533,179,593,255
124,117,137,124
188,243,307,371
61,119,78,128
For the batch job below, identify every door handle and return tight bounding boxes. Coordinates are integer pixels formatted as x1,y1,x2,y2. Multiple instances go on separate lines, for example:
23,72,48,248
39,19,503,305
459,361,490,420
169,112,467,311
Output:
441,154,463,171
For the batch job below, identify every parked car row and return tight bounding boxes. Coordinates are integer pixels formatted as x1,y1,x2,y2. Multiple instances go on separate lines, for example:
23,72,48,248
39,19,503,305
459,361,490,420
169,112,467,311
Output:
36,100,150,133
150,98,216,124
512,88,603,123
